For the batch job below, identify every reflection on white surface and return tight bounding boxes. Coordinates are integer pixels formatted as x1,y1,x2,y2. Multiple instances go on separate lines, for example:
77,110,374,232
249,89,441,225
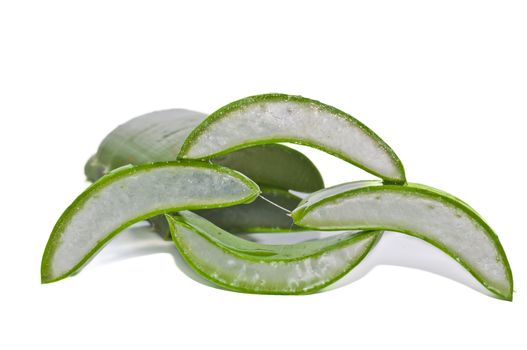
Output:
88,222,493,297
327,231,492,296
88,222,218,288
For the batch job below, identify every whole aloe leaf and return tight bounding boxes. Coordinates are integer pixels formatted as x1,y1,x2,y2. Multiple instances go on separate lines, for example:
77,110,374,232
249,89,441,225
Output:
85,109,324,234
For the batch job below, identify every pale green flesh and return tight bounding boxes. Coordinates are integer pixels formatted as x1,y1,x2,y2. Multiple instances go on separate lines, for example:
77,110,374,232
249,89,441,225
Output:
179,94,406,183
167,211,380,294
41,162,260,283
292,181,513,300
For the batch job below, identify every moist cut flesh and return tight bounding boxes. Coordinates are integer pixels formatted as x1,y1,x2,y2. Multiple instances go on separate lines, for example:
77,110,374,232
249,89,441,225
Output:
292,181,513,300
167,211,381,294
179,94,406,183
41,161,260,283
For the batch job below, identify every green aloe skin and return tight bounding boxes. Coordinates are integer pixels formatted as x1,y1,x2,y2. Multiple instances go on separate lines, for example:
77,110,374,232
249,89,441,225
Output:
41,161,260,283
167,211,382,295
85,108,324,234
292,181,514,300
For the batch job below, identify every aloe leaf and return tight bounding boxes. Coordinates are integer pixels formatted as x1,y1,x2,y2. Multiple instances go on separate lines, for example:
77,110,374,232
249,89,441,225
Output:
212,144,323,193
179,93,406,183
167,211,381,294
291,181,513,300
41,161,260,283
85,109,206,182
84,108,323,234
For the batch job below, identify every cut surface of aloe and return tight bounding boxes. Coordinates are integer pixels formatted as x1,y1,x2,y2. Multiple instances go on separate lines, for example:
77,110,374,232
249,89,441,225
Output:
179,94,406,183
292,181,513,300
42,161,260,283
85,108,323,192
167,211,381,294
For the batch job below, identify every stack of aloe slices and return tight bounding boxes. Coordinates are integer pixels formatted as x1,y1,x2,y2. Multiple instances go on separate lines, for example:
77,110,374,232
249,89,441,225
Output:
41,93,513,300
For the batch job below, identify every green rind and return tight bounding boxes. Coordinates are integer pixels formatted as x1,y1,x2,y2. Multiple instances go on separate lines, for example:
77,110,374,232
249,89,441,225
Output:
41,161,260,284
292,181,513,301
167,212,381,295
179,93,406,184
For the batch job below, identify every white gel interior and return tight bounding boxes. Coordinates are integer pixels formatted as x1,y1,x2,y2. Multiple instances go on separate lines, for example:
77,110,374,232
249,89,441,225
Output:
298,190,510,295
50,166,254,279
175,226,375,293
184,101,403,181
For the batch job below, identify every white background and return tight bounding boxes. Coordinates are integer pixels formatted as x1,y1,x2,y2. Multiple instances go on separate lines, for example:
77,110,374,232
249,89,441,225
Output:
1,1,526,349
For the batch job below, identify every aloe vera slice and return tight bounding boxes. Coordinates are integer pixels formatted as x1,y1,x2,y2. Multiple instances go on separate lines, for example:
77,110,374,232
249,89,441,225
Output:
292,181,513,300
167,211,381,294
85,108,323,192
41,161,260,283
179,94,406,183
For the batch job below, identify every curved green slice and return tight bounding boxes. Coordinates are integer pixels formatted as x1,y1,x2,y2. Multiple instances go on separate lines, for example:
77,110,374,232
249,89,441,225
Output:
167,211,381,294
292,181,513,300
179,93,406,183
42,161,260,283
85,108,323,192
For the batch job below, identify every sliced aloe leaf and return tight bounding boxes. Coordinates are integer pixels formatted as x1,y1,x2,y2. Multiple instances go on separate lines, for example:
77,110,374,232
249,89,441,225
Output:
85,108,323,192
179,93,406,183
167,211,381,294
151,186,303,239
41,161,260,283
292,181,513,300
